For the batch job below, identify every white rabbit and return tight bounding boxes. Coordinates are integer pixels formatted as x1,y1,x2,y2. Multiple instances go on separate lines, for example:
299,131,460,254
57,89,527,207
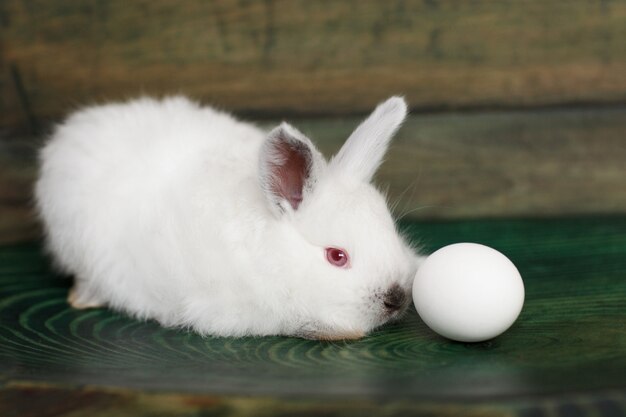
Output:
35,96,422,340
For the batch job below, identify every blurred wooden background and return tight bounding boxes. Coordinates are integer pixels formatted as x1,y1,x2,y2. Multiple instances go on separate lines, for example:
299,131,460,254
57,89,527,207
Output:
1,0,626,243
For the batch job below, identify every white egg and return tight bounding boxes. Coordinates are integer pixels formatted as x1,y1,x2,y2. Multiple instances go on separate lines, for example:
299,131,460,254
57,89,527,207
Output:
412,243,525,342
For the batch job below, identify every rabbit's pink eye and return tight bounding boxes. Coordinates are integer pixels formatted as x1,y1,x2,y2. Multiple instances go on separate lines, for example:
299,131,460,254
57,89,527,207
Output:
325,247,350,268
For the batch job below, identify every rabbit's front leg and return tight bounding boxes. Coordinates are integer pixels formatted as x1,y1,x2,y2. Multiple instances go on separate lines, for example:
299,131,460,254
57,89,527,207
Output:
68,281,104,309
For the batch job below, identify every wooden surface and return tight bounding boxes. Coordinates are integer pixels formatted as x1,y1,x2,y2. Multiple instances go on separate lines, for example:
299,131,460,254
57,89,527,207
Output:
3,3,625,414
1,217,625,416
2,0,626,129
1,106,626,244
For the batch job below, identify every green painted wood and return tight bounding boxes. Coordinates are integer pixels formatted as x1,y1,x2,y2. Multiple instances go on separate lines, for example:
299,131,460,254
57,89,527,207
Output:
1,217,625,416
1,106,626,244
2,0,626,129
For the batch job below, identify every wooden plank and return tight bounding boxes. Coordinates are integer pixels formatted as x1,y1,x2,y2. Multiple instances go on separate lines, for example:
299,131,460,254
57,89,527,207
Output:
2,383,625,417
328,106,626,219
1,217,625,416
1,106,625,244
0,136,40,245
2,0,626,129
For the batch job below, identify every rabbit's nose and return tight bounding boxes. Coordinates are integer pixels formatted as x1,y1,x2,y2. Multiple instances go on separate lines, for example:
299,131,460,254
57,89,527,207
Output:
383,283,407,312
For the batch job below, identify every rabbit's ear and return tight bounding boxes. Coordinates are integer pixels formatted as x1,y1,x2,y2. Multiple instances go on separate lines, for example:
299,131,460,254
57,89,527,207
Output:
330,96,407,182
259,123,323,216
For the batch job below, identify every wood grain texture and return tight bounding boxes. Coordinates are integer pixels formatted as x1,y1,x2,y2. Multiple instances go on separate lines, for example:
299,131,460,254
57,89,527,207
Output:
2,384,625,417
1,106,625,244
0,135,39,245
2,0,626,129
303,106,626,219
1,217,625,416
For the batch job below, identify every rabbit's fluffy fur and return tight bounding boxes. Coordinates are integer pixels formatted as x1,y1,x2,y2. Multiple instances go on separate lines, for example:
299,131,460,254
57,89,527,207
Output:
35,96,422,340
